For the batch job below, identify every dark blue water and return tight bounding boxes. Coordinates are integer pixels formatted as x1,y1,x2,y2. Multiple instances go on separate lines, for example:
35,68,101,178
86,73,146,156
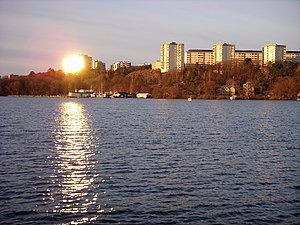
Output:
0,97,299,224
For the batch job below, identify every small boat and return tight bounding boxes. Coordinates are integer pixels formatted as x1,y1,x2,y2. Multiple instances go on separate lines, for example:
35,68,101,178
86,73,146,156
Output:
230,95,236,100
136,93,151,99
68,89,96,98
188,96,192,102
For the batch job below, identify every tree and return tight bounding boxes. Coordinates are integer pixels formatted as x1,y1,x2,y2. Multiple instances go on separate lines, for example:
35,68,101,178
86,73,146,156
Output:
273,76,300,99
255,72,269,93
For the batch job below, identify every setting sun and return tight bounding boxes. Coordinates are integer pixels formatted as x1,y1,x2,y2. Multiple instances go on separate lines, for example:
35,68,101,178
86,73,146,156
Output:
63,54,84,74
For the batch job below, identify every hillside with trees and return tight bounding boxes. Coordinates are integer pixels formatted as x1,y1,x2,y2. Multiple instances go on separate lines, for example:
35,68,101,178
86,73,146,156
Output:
1,61,299,100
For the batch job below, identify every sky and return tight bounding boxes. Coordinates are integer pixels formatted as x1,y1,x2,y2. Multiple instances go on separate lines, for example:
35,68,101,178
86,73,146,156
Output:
0,0,299,75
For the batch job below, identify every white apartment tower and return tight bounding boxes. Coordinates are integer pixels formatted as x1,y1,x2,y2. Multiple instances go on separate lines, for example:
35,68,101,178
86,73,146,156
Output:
160,42,184,72
212,42,235,64
111,61,131,71
92,60,106,70
263,43,286,64
79,53,92,70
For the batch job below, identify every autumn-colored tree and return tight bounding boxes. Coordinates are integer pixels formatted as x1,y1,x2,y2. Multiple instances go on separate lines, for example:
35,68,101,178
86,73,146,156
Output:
1,62,299,99
273,76,300,99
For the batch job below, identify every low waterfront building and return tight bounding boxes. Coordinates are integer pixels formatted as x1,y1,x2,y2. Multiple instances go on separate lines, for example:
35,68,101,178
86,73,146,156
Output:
243,81,255,98
224,85,236,95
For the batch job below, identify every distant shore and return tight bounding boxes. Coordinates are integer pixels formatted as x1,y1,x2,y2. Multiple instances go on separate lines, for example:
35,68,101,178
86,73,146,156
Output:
1,62,299,100
2,95,299,101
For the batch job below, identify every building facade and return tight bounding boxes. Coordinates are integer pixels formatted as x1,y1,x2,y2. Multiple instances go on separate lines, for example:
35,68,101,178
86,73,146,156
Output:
92,60,106,70
263,43,286,64
176,43,185,72
111,61,131,71
79,54,92,70
286,51,300,63
120,61,131,68
185,49,212,65
234,50,262,65
160,41,184,72
212,42,235,64
151,60,161,70
184,43,297,66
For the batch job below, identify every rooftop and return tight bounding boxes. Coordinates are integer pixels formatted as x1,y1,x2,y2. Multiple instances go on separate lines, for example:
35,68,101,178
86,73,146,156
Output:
286,50,300,53
235,50,262,53
187,49,212,52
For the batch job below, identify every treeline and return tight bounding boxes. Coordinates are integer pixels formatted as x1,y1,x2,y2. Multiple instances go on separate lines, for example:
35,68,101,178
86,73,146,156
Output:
0,61,299,99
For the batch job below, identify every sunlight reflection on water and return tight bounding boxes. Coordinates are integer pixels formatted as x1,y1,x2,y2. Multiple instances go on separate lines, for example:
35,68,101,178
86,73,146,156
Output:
51,101,101,223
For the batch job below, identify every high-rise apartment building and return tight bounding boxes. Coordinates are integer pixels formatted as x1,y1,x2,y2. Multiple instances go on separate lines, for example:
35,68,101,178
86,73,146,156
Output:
79,54,92,70
111,61,131,71
262,43,286,64
160,42,184,72
235,50,262,65
176,43,184,72
184,43,297,66
212,42,235,64
92,60,106,70
185,49,212,65
286,51,300,63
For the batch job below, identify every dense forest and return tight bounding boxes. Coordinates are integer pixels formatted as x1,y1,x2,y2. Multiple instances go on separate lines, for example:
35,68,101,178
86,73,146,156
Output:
1,61,299,99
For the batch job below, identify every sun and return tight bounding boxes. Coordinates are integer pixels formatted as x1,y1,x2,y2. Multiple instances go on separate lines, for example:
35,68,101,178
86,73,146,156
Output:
63,54,84,74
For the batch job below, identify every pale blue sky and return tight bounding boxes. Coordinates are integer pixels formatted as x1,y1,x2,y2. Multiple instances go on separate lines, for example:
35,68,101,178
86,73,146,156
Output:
0,0,299,75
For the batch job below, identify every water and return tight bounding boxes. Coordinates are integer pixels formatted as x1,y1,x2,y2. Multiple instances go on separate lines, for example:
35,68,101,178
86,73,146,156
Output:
0,97,299,224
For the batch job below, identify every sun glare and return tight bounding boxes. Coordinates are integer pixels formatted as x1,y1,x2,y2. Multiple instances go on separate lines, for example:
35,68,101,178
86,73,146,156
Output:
63,54,84,74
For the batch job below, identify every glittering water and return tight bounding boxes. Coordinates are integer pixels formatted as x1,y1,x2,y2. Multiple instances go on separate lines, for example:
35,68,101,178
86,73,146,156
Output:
0,97,299,224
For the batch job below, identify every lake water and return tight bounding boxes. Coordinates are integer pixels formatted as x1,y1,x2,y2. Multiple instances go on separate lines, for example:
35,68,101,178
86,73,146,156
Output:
0,97,299,224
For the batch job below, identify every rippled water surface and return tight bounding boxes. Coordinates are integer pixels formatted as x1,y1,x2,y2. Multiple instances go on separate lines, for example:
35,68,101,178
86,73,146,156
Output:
0,97,299,224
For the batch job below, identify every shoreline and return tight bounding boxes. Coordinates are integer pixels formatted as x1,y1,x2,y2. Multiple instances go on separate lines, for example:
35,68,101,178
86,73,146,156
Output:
2,95,299,101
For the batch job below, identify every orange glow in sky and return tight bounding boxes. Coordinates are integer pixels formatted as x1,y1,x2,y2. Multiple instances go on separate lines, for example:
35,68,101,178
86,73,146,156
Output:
62,54,84,74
